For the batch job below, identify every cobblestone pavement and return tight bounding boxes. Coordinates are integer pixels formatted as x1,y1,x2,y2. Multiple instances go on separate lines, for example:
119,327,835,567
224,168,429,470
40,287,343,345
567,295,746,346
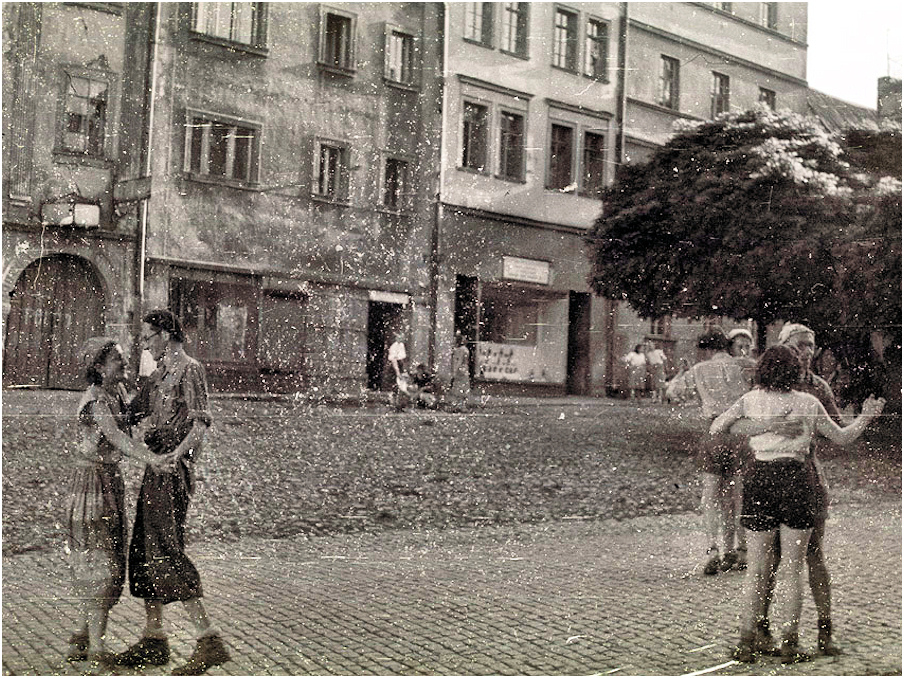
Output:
3,501,900,676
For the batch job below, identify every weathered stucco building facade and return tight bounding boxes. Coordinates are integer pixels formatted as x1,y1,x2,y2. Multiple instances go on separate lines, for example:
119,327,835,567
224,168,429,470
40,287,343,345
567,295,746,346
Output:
4,1,815,396
4,2,444,393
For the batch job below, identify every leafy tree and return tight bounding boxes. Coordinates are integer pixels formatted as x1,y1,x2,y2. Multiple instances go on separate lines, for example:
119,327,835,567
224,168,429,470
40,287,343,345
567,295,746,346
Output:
587,107,901,414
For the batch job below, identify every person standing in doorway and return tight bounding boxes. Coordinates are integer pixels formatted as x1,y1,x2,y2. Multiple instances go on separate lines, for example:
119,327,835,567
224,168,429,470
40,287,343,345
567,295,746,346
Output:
114,310,230,675
387,331,408,411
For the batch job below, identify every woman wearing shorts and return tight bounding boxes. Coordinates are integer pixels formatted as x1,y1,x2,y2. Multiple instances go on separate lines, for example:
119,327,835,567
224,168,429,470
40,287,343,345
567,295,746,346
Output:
710,346,884,664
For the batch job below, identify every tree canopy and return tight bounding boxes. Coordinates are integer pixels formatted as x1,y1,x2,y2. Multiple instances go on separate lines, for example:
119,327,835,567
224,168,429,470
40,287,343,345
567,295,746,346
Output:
587,106,901,408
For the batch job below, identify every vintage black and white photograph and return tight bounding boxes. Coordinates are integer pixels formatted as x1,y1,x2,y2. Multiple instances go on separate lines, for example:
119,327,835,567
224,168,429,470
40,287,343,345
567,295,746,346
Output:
2,1,901,675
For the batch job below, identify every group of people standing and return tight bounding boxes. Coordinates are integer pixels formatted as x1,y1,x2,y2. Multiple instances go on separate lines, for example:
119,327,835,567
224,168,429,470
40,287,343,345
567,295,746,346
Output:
671,323,884,663
388,330,472,412
66,310,230,675
622,340,669,402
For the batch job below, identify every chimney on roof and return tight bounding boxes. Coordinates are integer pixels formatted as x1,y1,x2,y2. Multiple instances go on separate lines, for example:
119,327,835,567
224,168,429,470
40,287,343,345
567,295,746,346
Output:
877,76,902,122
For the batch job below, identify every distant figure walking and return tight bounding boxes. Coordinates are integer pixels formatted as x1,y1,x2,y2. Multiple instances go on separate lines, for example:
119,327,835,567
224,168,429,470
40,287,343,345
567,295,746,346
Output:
115,310,230,675
622,344,647,400
644,341,668,403
448,331,472,412
66,337,166,670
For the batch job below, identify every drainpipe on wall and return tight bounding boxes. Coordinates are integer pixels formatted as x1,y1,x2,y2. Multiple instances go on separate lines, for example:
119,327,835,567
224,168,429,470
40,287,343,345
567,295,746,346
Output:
605,2,630,393
428,3,449,375
133,3,161,362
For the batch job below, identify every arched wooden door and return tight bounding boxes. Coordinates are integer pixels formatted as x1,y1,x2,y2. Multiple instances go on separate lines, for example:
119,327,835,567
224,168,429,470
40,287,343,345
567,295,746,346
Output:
4,255,106,389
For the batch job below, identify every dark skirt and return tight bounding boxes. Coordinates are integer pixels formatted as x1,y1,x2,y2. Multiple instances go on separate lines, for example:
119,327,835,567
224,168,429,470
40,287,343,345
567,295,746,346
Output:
66,463,126,604
128,463,202,603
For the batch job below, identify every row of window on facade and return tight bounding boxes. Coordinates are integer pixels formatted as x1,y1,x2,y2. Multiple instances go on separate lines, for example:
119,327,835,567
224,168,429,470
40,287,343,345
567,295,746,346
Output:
710,2,779,30
658,55,777,116
194,3,612,84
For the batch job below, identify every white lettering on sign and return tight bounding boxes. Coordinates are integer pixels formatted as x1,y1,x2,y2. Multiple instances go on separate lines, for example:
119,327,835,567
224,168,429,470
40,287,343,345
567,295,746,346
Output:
502,256,550,285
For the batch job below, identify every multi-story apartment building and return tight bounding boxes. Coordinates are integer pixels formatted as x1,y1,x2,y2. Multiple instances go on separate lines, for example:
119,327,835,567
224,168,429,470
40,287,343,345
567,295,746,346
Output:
2,2,811,396
3,2,443,393
3,3,138,389
433,2,621,395
608,1,809,388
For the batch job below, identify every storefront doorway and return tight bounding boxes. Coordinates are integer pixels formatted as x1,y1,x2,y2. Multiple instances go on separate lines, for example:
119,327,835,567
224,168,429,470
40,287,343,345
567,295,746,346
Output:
566,291,591,395
366,300,405,391
3,254,106,389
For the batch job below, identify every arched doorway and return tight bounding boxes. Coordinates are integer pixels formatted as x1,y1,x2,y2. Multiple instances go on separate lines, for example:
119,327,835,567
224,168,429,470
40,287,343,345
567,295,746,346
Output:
4,254,106,389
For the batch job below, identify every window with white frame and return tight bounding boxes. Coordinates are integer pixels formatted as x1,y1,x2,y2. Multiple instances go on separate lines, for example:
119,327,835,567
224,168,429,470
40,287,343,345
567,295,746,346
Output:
60,72,108,156
319,7,356,71
759,2,777,29
382,157,411,210
659,55,680,110
313,138,349,201
498,110,525,181
584,17,608,80
547,123,575,190
191,2,266,48
581,131,606,199
711,72,730,117
501,2,528,56
552,7,578,71
385,27,416,86
464,3,494,46
759,87,776,110
185,111,260,184
547,104,610,197
461,101,489,172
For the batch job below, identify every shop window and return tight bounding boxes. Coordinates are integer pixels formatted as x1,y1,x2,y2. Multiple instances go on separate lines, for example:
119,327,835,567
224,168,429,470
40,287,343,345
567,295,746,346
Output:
313,138,350,202
711,72,730,117
498,110,525,181
319,7,356,72
659,55,680,110
584,17,608,80
759,87,776,110
383,157,411,210
481,292,539,345
581,131,606,199
462,101,489,172
501,2,528,56
547,123,574,190
184,111,260,185
191,2,266,48
464,2,494,46
170,278,256,365
385,27,416,86
552,7,578,71
60,73,108,157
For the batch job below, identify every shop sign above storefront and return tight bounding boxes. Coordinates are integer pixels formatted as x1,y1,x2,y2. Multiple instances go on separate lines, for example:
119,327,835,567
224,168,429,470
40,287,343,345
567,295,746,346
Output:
502,256,550,285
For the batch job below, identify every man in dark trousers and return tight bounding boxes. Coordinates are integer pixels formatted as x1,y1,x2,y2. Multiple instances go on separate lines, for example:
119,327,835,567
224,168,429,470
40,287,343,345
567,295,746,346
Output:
114,310,230,675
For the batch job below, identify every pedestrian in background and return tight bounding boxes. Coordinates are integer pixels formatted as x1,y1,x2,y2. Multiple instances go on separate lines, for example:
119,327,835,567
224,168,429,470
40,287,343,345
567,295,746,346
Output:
644,341,668,403
622,344,647,400
668,329,755,574
728,328,754,358
388,331,408,411
448,331,472,412
114,310,230,675
66,337,168,670
711,345,884,664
